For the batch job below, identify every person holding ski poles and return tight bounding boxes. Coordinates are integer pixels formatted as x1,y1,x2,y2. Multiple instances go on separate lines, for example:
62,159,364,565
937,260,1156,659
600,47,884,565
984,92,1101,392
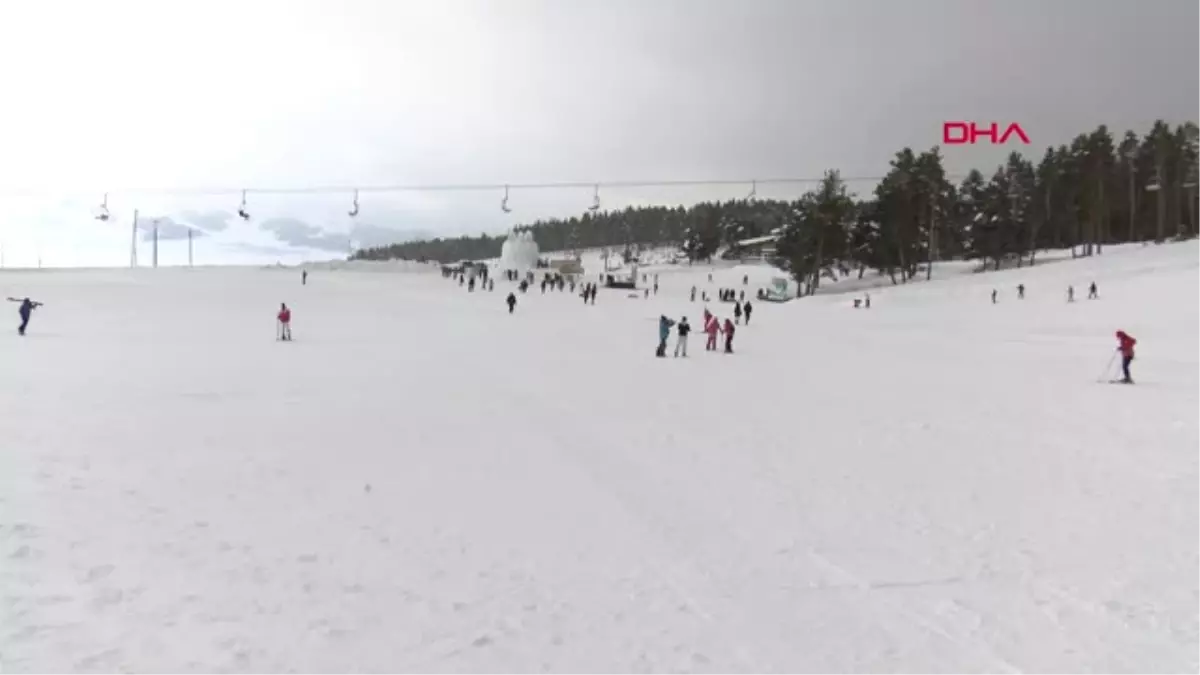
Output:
8,297,42,335
1115,330,1137,384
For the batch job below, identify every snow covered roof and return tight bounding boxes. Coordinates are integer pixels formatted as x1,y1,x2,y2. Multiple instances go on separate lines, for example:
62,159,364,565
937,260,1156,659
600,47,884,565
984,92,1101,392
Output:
736,234,780,247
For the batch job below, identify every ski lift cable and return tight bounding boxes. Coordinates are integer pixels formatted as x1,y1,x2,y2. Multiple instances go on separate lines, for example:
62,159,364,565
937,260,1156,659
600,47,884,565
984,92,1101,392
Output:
1,173,974,200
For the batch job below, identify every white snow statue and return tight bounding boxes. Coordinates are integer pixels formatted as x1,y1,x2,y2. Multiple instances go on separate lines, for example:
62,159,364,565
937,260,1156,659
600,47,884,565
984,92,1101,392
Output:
499,229,539,272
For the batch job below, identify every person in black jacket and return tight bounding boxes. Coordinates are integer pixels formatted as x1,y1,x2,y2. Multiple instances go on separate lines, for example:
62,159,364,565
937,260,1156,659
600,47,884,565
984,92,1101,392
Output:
673,317,691,357
742,300,753,324
8,297,42,335
506,292,517,313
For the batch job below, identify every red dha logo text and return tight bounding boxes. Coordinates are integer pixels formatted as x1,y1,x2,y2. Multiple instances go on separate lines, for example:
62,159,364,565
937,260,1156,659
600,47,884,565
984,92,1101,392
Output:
943,122,1030,145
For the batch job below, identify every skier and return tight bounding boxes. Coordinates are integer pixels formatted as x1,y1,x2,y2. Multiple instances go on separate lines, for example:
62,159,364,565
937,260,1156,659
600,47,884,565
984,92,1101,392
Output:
589,285,597,305
1115,330,1137,384
1067,286,1075,303
733,300,743,325
8,297,42,335
723,318,735,353
703,310,720,351
506,292,517,314
991,289,998,304
1088,282,1098,300
739,289,744,302
1017,284,1025,299
489,279,495,292
743,300,753,324
743,274,748,286
277,303,292,341
653,281,658,295
863,292,870,309
541,279,547,294
690,286,696,302
302,270,308,285
468,277,476,292
674,316,691,357
657,315,675,357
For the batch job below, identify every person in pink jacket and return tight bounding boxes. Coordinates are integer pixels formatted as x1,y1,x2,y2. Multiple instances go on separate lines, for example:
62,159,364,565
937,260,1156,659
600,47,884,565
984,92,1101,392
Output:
704,310,721,351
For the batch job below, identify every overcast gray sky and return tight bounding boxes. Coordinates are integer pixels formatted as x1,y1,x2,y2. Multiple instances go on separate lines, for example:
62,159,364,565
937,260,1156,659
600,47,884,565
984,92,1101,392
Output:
0,0,1195,266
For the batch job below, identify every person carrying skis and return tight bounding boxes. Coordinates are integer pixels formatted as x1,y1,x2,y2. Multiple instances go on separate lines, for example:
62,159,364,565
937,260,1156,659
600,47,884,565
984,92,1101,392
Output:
723,318,735,353
743,300,753,324
1115,330,1137,384
674,316,691,357
277,303,292,341
657,315,675,357
506,292,517,314
703,310,720,351
8,297,42,335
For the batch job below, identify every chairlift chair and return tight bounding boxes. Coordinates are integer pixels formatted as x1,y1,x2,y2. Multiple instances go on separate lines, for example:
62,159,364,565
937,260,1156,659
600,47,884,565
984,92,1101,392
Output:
95,193,110,221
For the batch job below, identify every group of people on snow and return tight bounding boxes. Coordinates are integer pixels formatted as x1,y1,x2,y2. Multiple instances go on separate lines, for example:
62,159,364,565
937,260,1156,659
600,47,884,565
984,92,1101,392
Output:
992,281,1098,304
658,308,740,358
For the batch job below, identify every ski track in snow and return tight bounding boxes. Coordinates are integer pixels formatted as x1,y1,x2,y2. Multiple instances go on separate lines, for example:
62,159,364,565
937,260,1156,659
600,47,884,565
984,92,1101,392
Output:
1,242,1197,672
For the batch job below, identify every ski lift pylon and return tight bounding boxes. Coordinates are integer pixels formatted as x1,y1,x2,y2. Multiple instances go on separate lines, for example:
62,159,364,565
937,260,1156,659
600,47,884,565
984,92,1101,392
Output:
501,185,512,213
748,180,757,202
349,189,360,217
238,190,251,220
588,184,600,212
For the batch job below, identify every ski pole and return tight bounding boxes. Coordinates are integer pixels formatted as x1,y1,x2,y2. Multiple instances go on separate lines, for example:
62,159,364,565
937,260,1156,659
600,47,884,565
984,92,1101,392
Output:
1096,350,1117,382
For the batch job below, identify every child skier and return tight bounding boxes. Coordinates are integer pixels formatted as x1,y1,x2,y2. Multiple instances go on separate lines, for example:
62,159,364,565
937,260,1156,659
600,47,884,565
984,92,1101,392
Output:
674,317,691,357
723,318,735,353
8,297,42,335
703,310,720,351
657,315,675,357
1115,330,1137,384
277,303,292,341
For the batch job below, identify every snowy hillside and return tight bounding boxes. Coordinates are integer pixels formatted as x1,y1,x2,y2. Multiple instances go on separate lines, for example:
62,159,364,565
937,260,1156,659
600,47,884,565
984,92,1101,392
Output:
2,241,1196,672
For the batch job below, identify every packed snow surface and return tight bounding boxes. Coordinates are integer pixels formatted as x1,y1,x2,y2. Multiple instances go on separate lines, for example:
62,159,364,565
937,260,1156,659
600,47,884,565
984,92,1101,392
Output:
2,242,1197,672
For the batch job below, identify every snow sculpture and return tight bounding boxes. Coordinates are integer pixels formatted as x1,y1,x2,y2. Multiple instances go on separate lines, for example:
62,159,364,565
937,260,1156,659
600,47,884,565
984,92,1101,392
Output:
499,229,539,272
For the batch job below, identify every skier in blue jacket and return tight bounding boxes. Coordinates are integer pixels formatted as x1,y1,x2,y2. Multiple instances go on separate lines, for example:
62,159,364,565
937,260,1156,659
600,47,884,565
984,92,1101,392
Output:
656,315,676,357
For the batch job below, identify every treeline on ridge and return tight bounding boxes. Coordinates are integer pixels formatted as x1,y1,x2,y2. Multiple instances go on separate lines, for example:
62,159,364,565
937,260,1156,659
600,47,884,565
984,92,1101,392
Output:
353,120,1198,296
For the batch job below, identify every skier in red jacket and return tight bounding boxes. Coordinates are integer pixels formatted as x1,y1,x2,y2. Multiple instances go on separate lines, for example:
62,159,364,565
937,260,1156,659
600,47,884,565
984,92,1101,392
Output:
1115,330,1136,383
277,303,292,341
703,310,721,351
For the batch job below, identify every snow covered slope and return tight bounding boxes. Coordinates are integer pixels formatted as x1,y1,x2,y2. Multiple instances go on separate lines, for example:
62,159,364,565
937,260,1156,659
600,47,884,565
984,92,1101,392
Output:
2,242,1196,672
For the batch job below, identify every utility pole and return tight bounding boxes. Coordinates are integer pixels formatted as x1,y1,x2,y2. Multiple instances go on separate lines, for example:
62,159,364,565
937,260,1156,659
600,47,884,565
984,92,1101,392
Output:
1148,166,1164,243
926,177,938,281
1125,150,1137,243
1185,170,1198,239
131,209,139,267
